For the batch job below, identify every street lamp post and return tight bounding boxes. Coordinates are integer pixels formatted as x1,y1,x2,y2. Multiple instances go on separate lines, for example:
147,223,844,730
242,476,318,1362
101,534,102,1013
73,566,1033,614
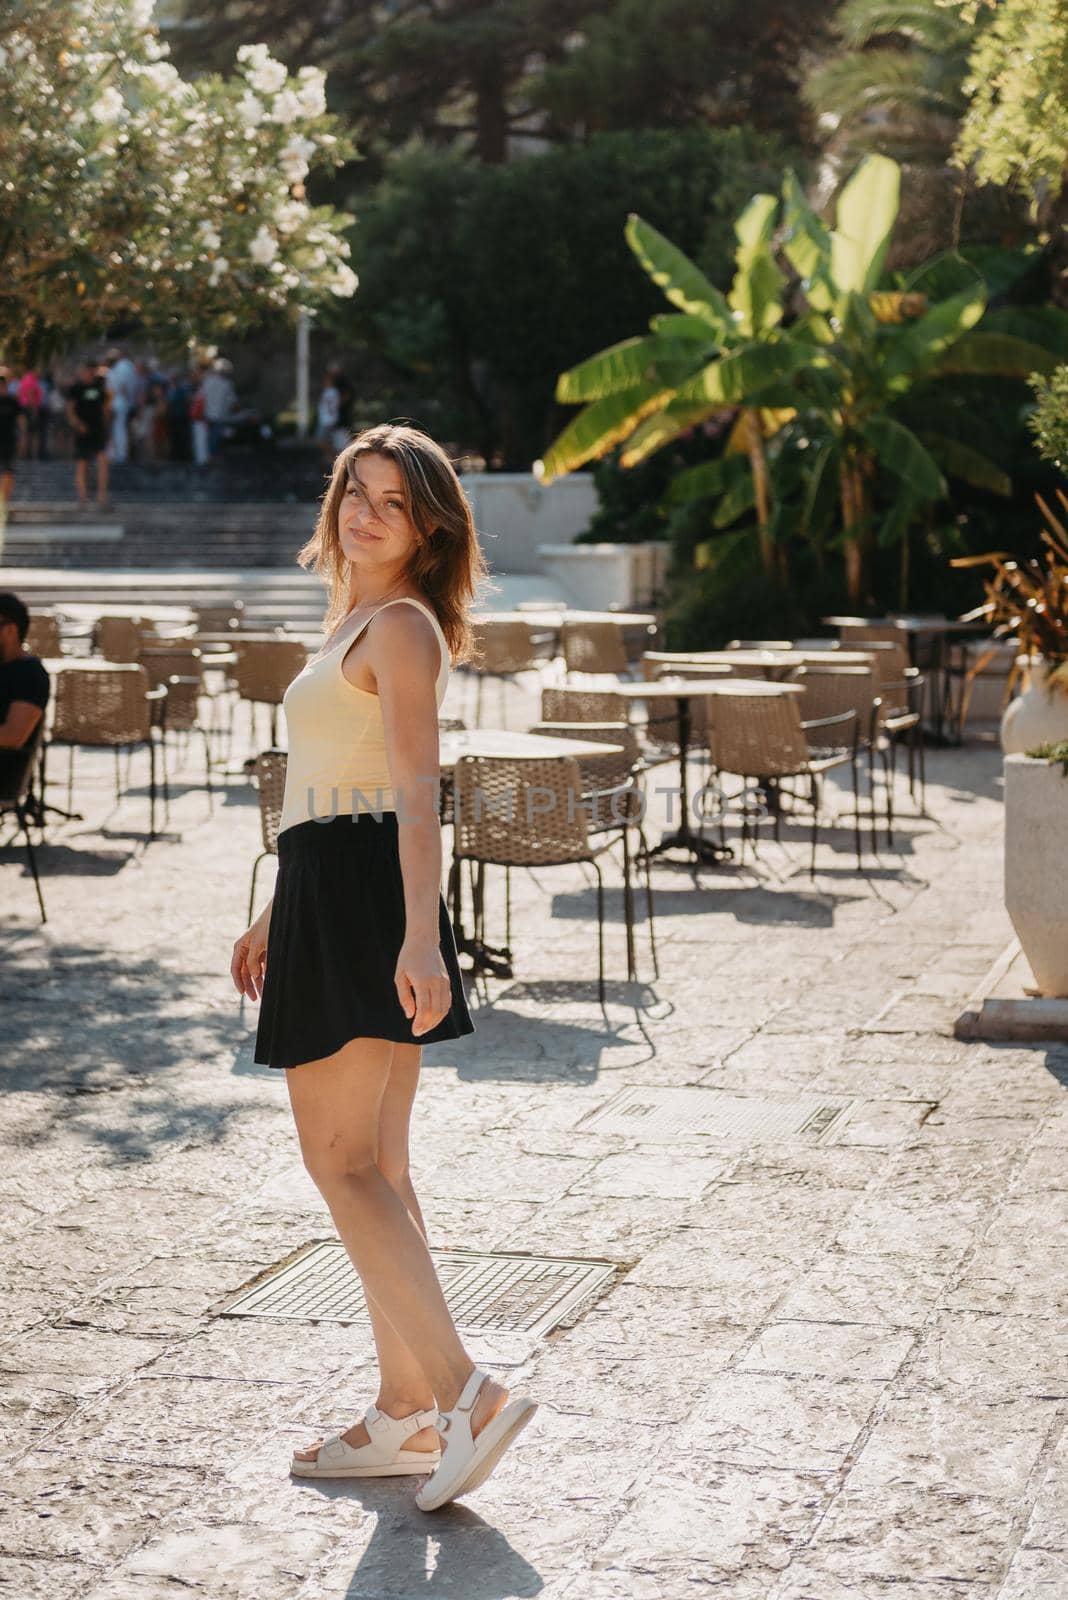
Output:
296,307,310,439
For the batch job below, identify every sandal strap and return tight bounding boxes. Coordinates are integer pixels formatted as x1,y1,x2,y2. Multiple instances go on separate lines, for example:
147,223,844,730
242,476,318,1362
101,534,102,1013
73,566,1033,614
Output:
438,1367,488,1436
364,1402,440,1441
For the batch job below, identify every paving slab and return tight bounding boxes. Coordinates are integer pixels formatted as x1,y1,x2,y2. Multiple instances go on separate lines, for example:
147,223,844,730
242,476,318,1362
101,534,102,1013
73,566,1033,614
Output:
1,690,1065,1594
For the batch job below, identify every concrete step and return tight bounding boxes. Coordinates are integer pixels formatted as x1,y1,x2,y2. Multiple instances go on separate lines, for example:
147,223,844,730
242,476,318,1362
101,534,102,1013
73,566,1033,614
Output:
1,500,318,570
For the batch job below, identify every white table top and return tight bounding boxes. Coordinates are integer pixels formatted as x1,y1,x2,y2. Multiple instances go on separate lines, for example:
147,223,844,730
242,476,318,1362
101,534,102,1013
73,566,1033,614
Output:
439,728,624,769
613,677,806,699
474,610,657,629
649,649,876,670
42,657,143,673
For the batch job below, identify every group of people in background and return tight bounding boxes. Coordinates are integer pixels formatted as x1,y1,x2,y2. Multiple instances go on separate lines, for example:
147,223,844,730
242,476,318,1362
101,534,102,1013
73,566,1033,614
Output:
0,351,356,510
0,351,242,509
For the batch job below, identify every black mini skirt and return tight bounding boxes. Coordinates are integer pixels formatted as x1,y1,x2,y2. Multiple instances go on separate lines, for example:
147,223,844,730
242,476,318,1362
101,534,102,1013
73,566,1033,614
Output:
254,812,474,1070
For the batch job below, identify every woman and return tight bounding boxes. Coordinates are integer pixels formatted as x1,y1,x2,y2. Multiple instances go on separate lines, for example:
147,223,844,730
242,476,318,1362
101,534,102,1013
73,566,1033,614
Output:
230,424,538,1512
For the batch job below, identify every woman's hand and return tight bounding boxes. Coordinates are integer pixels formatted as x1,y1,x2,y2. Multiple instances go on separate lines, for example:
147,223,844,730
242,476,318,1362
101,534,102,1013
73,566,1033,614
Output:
231,903,271,1001
395,937,451,1037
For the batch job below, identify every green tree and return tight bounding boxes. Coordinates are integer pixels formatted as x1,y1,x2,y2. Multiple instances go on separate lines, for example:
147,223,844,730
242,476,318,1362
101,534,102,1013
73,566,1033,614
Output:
169,0,830,167
532,0,830,144
346,127,790,465
953,0,1068,213
0,2,356,361
540,154,1066,605
805,0,971,167
168,0,603,167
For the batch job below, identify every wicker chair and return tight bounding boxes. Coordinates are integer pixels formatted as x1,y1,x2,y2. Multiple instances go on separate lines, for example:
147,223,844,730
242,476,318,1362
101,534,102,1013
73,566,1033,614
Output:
541,685,628,724
839,620,904,649
43,665,168,839
248,748,288,921
876,673,927,837
791,666,882,852
452,752,651,999
25,613,62,658
93,615,158,663
195,600,246,634
0,719,47,921
707,691,862,874
469,619,543,728
561,618,629,678
138,645,214,803
230,637,307,748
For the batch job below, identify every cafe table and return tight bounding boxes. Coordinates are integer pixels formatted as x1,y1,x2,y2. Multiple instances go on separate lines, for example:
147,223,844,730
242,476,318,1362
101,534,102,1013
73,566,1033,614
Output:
821,615,992,742
437,727,626,976
645,648,877,680
612,677,807,866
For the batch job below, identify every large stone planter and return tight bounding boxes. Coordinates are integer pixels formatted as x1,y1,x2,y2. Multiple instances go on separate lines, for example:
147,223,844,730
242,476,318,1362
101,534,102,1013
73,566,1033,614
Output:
536,542,668,609
1001,658,1068,754
1004,752,1068,997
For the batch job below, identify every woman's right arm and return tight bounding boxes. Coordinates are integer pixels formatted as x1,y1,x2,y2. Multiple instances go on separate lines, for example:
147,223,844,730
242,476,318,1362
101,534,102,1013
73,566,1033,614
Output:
231,895,273,1001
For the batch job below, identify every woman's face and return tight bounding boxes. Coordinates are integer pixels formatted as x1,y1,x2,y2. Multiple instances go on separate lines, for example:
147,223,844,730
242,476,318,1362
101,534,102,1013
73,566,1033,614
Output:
337,452,420,575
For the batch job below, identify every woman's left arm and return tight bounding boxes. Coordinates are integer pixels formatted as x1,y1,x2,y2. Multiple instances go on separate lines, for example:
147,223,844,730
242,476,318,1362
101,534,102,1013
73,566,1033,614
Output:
372,608,452,1038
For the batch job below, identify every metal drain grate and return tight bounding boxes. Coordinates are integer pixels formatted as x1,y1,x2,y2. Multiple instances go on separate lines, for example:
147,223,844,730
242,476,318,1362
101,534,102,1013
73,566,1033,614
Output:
218,1243,617,1335
579,1086,857,1145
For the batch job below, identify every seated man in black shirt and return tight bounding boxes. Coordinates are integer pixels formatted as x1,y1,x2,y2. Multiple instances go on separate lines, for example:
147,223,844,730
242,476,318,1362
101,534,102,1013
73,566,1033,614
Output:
0,591,51,799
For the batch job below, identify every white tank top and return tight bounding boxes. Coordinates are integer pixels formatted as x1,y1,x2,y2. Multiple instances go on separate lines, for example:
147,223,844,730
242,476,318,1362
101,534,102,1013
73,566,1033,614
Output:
277,596,450,835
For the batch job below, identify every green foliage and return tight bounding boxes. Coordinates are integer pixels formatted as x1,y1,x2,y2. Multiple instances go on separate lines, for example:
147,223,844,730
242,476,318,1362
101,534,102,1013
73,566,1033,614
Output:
0,6,355,360
172,0,828,163
1025,740,1068,773
346,127,793,465
1028,366,1068,474
953,0,1068,207
804,0,972,166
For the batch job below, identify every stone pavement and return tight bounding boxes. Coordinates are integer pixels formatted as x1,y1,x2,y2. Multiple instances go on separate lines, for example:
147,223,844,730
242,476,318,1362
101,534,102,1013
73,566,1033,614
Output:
1,685,1067,1600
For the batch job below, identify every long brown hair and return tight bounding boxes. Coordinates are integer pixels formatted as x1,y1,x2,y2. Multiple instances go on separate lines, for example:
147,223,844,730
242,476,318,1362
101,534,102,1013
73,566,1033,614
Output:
298,423,488,662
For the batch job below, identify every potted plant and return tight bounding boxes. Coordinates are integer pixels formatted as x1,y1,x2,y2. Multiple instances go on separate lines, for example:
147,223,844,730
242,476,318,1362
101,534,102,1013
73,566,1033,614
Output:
1004,740,1068,998
951,491,1068,752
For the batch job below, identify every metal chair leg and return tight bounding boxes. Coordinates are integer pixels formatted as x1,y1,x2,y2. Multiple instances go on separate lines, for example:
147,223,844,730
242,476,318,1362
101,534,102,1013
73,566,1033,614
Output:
620,824,636,980
16,802,46,923
638,824,659,979
148,736,158,840
593,859,605,1006
201,727,214,811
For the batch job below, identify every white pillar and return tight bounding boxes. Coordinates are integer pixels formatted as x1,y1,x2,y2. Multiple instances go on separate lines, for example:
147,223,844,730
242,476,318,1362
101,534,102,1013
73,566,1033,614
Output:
296,308,310,439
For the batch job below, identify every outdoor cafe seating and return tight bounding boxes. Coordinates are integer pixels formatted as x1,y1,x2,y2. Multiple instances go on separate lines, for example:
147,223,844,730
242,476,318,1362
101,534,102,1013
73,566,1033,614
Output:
0,719,47,923
450,750,655,1001
42,663,169,840
138,644,215,807
699,689,863,874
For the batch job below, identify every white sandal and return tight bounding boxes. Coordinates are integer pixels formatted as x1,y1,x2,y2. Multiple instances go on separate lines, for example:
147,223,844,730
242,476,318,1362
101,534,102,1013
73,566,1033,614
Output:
415,1367,538,1511
291,1403,441,1478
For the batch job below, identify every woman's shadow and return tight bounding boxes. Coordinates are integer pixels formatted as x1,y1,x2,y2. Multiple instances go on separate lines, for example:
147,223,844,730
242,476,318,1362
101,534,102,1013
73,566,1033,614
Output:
298,1478,546,1597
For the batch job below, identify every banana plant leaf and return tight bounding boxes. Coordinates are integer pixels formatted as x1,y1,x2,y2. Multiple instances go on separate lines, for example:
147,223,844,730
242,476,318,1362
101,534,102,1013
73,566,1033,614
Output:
831,153,900,296
625,214,734,334
555,334,702,403
918,432,1011,495
857,414,945,499
932,333,1059,378
537,381,678,481
672,341,813,408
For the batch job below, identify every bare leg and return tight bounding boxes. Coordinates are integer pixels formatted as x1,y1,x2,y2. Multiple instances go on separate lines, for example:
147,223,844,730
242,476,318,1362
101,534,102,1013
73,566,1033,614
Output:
74,460,88,507
294,1041,439,1460
96,451,109,506
0,470,12,503
289,1037,509,1464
